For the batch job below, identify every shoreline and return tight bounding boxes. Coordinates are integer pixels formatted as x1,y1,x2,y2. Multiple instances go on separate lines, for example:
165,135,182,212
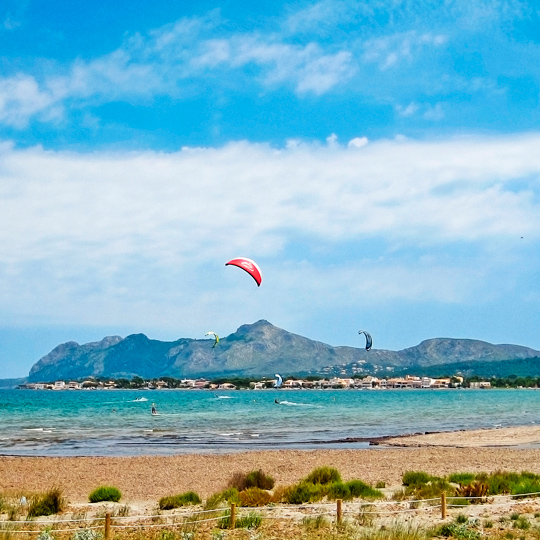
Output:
2,426,540,504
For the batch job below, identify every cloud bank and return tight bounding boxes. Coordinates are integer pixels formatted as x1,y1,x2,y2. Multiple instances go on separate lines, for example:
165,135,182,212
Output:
0,132,538,340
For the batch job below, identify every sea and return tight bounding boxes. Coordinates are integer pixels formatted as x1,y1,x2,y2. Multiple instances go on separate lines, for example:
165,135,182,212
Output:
0,388,539,457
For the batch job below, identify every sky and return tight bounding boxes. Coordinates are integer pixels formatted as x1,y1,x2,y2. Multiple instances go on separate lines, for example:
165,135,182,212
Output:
1,0,540,379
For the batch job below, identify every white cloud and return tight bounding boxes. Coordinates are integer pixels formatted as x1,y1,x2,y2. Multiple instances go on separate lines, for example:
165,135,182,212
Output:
0,133,539,330
362,31,447,70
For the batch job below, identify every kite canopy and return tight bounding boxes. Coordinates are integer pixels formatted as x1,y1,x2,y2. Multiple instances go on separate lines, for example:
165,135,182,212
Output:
274,374,283,388
225,257,263,286
205,331,219,348
358,330,373,351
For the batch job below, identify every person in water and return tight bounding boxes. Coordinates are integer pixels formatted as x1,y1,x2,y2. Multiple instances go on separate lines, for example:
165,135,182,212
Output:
274,399,280,404
151,403,157,415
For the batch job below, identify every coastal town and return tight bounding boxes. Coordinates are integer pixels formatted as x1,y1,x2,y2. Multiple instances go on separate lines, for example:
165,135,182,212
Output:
20,374,493,390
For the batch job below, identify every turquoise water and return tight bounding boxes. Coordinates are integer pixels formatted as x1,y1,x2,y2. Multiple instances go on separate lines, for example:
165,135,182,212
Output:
0,388,539,456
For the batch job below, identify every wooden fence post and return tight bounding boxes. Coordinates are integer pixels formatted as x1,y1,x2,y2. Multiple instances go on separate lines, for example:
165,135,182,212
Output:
104,512,111,540
336,499,343,523
441,493,447,519
230,502,236,529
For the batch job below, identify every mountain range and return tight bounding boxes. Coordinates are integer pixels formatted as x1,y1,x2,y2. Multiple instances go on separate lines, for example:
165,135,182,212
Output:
24,320,540,382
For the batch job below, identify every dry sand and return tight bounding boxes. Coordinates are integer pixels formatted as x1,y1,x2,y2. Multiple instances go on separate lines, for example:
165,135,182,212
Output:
2,426,540,506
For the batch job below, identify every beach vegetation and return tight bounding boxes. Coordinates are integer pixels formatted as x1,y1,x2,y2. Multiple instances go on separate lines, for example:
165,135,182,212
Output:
513,516,531,530
302,514,329,530
159,492,202,510
345,480,385,500
226,469,274,491
402,471,432,486
403,476,454,500
71,529,103,540
356,504,377,526
36,528,56,540
204,488,241,510
450,497,471,507
216,509,262,529
455,514,468,524
238,487,271,507
436,522,481,540
455,481,489,502
304,466,342,485
449,473,477,486
235,511,263,529
88,486,121,503
27,487,66,517
375,481,386,488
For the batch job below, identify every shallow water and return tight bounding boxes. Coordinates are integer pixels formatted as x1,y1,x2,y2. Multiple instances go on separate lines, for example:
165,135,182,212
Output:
0,388,539,456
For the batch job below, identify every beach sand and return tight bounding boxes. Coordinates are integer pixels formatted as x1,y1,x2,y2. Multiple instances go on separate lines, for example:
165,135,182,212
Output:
2,426,540,505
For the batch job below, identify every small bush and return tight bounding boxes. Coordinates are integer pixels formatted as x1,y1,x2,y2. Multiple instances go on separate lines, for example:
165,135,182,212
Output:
204,488,241,510
513,516,531,530
245,469,274,490
326,482,351,501
89,486,121,503
511,478,540,498
346,480,385,500
402,471,432,486
437,523,480,540
449,473,477,486
375,481,386,489
456,481,488,502
227,472,248,491
455,514,468,524
238,487,271,507
304,466,342,485
28,488,66,517
159,491,201,510
282,482,324,504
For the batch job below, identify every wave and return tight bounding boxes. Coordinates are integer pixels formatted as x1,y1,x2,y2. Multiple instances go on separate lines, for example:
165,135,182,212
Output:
277,401,323,408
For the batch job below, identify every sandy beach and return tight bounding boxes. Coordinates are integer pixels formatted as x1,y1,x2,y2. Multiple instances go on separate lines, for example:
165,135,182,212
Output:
2,426,540,505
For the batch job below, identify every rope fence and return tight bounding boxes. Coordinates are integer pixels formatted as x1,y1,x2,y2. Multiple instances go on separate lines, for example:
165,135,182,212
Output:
2,491,540,536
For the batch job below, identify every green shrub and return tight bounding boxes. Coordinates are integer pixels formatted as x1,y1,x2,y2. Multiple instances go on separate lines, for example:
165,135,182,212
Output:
159,491,201,510
304,466,342,485
408,477,454,500
282,482,324,504
326,482,351,501
204,488,241,510
448,473,477,486
402,471,432,486
89,486,121,503
511,478,540,498
217,510,262,529
238,487,271,507
346,480,384,500
437,523,480,540
235,511,263,529
449,498,471,507
28,488,66,517
375,481,386,489
513,516,531,530
455,514,468,524
245,469,274,490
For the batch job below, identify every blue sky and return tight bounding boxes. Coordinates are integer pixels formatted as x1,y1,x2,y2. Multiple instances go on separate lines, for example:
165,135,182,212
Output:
1,0,540,378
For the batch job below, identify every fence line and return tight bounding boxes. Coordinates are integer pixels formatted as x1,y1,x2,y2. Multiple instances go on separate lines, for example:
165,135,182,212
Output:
3,491,540,535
